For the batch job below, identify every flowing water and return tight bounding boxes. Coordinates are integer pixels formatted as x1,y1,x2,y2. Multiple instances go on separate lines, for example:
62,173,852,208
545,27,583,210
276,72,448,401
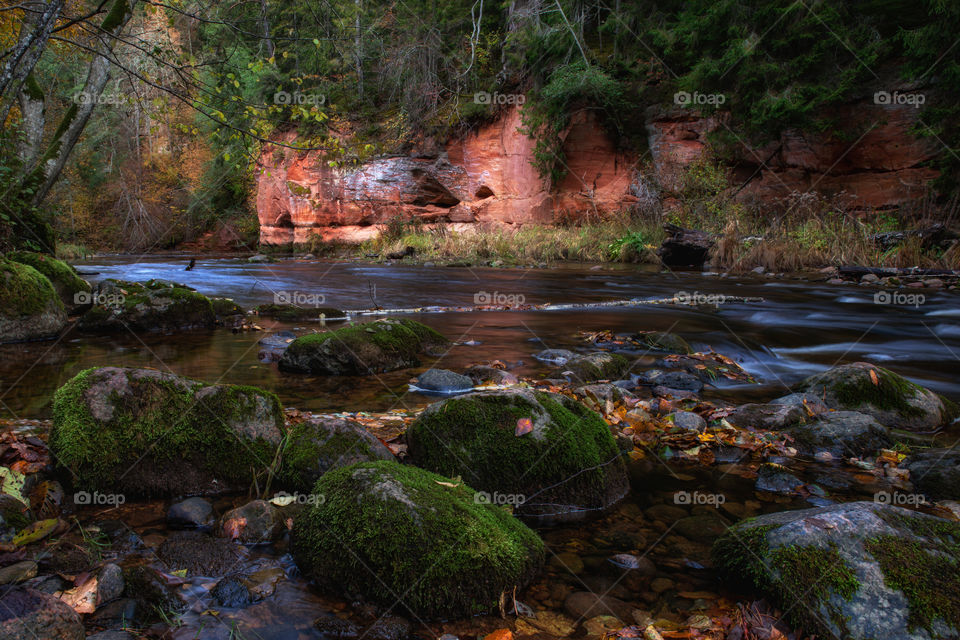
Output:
2,255,958,639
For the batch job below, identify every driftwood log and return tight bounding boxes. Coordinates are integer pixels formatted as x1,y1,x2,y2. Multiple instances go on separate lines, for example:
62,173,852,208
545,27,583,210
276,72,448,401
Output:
657,223,715,267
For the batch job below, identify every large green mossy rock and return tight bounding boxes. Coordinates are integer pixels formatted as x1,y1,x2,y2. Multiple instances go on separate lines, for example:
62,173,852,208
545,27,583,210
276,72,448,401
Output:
278,318,449,375
713,502,960,640
49,367,284,496
7,252,90,312
290,460,545,618
0,257,66,343
76,279,215,333
407,389,629,523
277,416,394,491
795,362,957,432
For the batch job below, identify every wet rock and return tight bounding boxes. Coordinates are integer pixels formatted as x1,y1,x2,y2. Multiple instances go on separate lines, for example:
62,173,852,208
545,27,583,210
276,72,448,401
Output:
726,402,810,430
366,616,412,640
533,349,578,364
88,598,137,628
6,252,90,313
255,304,346,321
97,563,124,603
313,615,361,638
76,279,216,333
407,389,629,523
902,449,960,500
794,362,956,431
658,224,714,268
0,586,84,639
584,615,623,636
291,461,544,618
0,561,37,585
607,554,655,576
121,566,184,624
87,632,136,640
564,592,633,621
633,331,692,354
666,411,706,432
211,575,252,608
278,318,449,375
785,411,892,458
550,552,584,574
576,383,637,404
645,504,688,522
167,497,214,529
755,463,801,494
638,370,703,393
258,330,297,361
248,254,272,263
712,501,960,640
279,416,394,491
672,514,730,543
771,392,831,414
220,500,283,545
465,365,518,386
415,368,474,393
563,352,630,382
650,577,675,593
49,367,284,497
0,257,67,343
158,531,242,576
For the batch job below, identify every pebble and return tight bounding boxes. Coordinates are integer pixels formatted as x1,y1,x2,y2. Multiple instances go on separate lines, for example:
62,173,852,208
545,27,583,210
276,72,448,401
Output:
550,552,584,574
650,577,675,593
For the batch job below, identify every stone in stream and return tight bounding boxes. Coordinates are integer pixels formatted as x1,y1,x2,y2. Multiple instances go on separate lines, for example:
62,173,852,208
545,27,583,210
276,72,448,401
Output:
219,500,283,544
755,463,802,494
726,400,817,431
167,497,214,529
562,352,631,382
258,330,297,361
636,369,703,393
121,566,185,624
533,348,578,364
406,389,629,523
277,416,394,491
49,367,284,496
158,531,242,576
575,383,637,404
794,362,958,431
211,575,253,608
0,586,84,639
313,615,362,638
0,257,67,343
278,318,449,375
414,368,474,393
564,591,633,623
902,449,960,500
465,365,518,386
210,297,245,327
76,279,216,333
291,460,544,618
666,410,707,432
633,331,693,354
6,251,91,313
254,303,346,322
785,411,893,458
712,501,960,640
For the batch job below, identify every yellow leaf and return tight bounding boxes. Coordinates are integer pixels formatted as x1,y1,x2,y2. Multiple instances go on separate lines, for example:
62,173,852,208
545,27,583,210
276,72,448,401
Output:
870,369,879,386
13,518,59,546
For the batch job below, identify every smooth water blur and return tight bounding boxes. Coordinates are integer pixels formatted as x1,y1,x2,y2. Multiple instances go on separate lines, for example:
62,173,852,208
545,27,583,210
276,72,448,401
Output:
1,254,958,419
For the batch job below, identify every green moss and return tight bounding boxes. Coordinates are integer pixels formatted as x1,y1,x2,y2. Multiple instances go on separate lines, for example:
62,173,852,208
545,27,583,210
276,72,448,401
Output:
8,251,90,304
565,353,630,381
278,420,388,490
49,368,284,495
255,303,345,321
286,181,311,197
210,297,244,318
0,257,63,317
290,460,545,617
637,331,692,355
865,534,960,633
407,390,625,517
828,366,925,418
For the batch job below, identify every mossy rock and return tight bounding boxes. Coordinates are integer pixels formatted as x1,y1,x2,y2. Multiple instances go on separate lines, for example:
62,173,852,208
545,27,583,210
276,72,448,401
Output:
290,460,545,618
563,352,630,382
254,304,346,322
49,367,284,496
712,501,960,640
634,331,692,354
795,362,955,432
278,416,394,491
7,252,90,312
0,257,66,343
406,389,629,523
785,410,893,458
278,318,449,375
76,279,215,333
210,297,245,325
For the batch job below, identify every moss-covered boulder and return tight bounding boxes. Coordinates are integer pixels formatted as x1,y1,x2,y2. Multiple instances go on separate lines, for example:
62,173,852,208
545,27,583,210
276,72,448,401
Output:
563,352,630,382
278,318,448,375
49,367,284,496
76,279,215,333
406,389,629,523
634,331,692,354
0,257,66,343
7,252,90,313
290,460,545,618
278,417,394,491
254,304,346,322
211,297,245,327
795,363,957,432
713,502,960,640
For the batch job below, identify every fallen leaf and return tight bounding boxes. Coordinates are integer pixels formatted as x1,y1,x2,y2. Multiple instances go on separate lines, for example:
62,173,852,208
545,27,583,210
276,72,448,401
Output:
13,518,59,546
515,417,534,436
870,369,879,386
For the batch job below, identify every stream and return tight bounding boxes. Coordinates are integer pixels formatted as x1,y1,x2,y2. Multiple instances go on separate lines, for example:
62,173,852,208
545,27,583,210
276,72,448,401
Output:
1,255,958,639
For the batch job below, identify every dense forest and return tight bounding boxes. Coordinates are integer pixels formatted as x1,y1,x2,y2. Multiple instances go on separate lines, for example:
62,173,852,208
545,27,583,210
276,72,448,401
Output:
2,0,959,253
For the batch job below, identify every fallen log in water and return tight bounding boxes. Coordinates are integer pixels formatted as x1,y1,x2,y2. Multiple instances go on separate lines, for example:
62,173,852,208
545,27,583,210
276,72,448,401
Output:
838,265,960,278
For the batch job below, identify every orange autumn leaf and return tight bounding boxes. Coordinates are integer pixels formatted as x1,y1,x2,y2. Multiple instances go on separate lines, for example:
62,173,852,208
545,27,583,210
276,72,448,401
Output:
223,517,247,540
515,417,533,436
869,369,879,386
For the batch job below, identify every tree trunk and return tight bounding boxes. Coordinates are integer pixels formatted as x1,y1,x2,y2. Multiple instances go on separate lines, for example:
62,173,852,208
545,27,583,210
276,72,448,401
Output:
0,0,64,126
